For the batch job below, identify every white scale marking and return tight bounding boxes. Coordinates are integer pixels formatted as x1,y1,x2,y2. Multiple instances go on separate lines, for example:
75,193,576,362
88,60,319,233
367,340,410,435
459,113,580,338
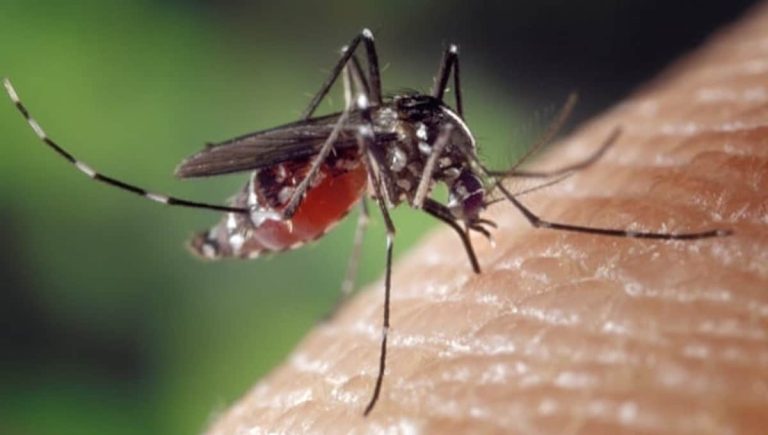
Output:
75,161,97,178
201,243,217,259
390,146,407,171
358,124,374,138
250,207,282,227
416,123,428,141
28,118,47,139
145,193,169,204
289,241,306,250
247,173,259,206
229,233,245,253
3,78,20,103
418,141,432,155
226,213,238,230
356,93,369,110
278,186,294,204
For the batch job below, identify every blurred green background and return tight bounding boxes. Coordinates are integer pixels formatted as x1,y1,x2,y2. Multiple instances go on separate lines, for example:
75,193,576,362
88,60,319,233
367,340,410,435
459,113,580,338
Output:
0,1,757,433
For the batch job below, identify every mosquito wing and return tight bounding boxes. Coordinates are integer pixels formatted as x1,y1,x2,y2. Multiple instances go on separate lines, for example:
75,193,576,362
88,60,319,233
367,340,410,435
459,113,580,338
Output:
175,111,386,178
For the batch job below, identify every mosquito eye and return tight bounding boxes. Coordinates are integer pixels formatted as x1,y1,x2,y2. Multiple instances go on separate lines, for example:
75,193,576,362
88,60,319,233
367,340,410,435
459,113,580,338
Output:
449,170,485,220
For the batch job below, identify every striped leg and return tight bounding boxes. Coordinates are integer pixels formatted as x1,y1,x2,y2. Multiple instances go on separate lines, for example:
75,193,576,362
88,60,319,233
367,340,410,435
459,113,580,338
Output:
493,180,732,240
301,28,382,120
280,29,381,220
336,65,372,300
422,198,481,273
3,78,248,214
442,119,733,241
432,44,464,117
412,123,453,209
350,91,397,417
359,138,395,418
322,199,370,322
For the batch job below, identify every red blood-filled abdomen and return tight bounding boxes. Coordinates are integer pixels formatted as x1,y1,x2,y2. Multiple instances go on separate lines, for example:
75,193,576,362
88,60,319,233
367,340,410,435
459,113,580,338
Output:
190,157,368,259
250,163,368,252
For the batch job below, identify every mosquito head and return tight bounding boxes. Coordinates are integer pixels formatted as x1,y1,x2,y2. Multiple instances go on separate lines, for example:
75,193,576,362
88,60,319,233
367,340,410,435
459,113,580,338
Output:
448,169,486,222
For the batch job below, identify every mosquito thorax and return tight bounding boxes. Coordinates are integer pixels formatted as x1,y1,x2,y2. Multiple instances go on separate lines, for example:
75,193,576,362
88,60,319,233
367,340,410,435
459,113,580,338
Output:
373,93,481,212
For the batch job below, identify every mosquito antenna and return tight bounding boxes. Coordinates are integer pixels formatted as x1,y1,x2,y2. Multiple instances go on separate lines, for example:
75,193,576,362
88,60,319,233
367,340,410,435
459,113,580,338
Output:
495,92,578,177
483,126,622,205
490,126,621,178
481,125,618,197
484,171,575,207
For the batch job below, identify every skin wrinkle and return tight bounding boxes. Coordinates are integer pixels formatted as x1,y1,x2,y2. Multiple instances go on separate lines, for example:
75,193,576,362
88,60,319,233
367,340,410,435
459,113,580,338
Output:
208,4,768,435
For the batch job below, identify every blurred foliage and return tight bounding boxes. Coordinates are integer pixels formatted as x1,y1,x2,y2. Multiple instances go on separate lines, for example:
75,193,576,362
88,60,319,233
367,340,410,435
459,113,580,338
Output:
0,0,756,433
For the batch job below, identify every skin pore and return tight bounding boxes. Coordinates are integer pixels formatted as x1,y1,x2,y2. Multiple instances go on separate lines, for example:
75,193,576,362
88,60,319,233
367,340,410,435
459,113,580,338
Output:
207,3,768,433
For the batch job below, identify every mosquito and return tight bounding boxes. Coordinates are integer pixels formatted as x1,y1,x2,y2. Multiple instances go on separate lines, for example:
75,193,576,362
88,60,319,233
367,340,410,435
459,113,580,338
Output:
3,28,731,416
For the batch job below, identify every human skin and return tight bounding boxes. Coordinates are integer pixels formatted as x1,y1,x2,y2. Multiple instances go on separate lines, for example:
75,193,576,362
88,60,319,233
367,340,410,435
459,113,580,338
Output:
207,4,768,434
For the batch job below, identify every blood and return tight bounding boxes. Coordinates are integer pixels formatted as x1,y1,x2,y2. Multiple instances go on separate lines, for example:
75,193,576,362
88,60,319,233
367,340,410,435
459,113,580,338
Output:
190,155,368,259
251,162,368,251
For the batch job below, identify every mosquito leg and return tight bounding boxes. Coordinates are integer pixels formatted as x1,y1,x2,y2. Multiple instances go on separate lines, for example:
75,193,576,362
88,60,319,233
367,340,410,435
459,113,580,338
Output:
341,198,370,298
301,28,382,120
362,164,395,417
322,199,370,321
362,200,394,417
423,198,481,273
447,125,730,240
342,54,369,110
337,47,374,288
3,78,249,215
281,107,352,220
349,54,371,99
452,47,463,118
283,30,381,219
360,29,382,106
318,65,368,322
320,66,377,323
363,204,393,417
349,94,397,416
432,44,464,118
301,34,362,119
412,123,453,209
494,181,732,239
342,63,355,111
487,126,621,178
